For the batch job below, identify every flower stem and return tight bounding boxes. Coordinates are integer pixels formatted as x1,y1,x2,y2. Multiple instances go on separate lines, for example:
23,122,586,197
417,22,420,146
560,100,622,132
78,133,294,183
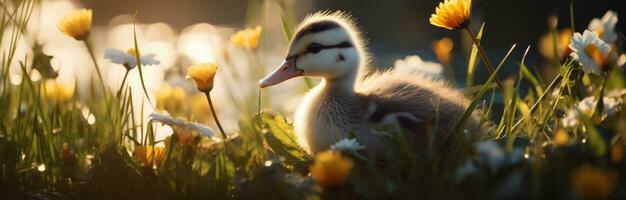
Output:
256,89,263,142
463,27,505,93
550,27,560,66
204,91,227,140
83,40,107,93
117,69,130,97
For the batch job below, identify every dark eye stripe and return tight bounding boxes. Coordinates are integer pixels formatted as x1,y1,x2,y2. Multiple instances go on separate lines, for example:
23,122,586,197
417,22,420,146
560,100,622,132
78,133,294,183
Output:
305,41,353,54
308,41,353,53
286,41,354,60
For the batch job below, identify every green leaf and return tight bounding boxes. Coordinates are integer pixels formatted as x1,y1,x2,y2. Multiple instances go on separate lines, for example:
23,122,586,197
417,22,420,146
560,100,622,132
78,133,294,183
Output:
260,113,310,165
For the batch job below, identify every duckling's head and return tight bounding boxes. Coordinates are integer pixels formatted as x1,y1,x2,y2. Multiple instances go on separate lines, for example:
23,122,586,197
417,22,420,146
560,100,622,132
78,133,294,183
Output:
260,11,367,88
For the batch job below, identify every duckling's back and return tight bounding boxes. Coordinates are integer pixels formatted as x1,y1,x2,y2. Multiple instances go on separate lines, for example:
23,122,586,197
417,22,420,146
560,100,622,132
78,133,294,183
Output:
356,64,492,153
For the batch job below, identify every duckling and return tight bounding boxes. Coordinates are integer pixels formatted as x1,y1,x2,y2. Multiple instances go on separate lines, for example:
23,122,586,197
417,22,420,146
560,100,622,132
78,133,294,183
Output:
260,11,490,159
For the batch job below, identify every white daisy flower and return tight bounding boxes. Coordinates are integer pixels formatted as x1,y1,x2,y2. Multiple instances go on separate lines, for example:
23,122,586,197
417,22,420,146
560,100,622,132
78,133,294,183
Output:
562,94,623,128
588,10,618,43
104,48,160,69
393,55,444,80
330,138,365,152
569,30,612,74
578,96,621,117
476,141,505,172
148,113,214,138
475,141,524,174
562,108,580,128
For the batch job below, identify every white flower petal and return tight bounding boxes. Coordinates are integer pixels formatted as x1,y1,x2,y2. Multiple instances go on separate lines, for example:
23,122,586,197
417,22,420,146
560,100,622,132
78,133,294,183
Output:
565,93,624,127
148,113,215,138
455,159,478,181
588,10,618,43
104,48,132,65
140,54,161,66
568,30,610,75
617,54,626,67
330,138,365,152
476,141,506,173
104,48,161,69
562,109,579,128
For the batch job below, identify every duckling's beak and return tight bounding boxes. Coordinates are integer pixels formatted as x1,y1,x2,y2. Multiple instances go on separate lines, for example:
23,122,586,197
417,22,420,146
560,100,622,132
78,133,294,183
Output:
259,58,303,88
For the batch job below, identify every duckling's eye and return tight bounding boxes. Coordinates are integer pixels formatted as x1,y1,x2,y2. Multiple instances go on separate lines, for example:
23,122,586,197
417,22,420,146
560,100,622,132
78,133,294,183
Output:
307,43,323,54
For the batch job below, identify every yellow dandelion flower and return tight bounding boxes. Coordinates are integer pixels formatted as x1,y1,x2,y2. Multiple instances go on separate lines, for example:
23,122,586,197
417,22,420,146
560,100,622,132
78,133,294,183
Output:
539,29,573,61
432,37,454,65
133,145,166,167
187,63,218,92
58,9,92,40
554,129,569,146
155,84,186,114
429,0,471,30
310,151,354,187
43,79,75,102
230,26,262,49
571,165,617,200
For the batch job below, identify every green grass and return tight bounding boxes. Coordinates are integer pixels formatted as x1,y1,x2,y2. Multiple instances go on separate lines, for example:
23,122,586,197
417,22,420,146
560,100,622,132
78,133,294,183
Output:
1,0,626,199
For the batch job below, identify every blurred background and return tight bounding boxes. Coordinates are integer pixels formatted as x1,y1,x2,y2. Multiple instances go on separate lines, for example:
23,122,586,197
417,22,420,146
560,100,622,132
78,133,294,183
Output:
83,0,626,66
13,0,626,139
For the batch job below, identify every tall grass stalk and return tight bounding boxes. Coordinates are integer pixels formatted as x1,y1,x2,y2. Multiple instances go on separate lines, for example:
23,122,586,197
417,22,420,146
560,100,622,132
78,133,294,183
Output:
83,40,107,93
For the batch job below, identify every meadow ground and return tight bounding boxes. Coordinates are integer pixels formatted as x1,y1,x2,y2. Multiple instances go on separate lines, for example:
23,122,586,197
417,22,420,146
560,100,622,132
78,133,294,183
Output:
1,0,626,199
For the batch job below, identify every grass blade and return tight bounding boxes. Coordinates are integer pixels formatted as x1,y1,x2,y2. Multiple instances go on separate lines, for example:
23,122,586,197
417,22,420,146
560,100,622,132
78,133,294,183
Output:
452,44,517,137
132,11,154,108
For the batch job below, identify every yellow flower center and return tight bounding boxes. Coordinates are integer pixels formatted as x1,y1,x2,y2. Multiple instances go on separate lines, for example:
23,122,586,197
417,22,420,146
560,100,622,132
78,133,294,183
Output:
580,104,595,117
594,28,606,40
584,44,606,68
126,48,139,57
